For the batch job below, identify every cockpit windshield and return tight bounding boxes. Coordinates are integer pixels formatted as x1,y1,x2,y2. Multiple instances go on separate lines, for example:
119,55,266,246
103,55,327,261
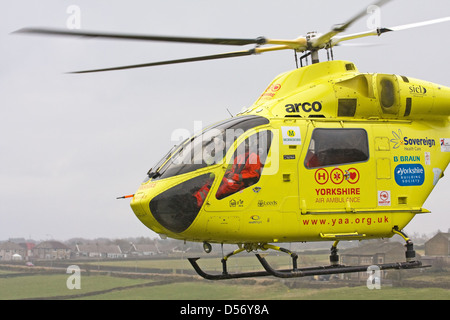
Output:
146,115,269,181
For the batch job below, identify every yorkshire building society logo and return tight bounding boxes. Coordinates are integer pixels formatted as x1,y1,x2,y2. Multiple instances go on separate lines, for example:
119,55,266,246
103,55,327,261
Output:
394,164,425,186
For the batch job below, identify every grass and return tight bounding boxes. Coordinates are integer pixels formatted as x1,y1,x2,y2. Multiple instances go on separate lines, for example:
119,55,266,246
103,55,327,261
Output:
0,274,149,300
0,254,448,300
79,281,450,300
1,272,447,300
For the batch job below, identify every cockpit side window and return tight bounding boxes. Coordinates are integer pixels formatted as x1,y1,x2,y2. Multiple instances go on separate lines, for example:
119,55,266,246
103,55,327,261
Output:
216,130,273,199
149,115,269,181
305,128,369,168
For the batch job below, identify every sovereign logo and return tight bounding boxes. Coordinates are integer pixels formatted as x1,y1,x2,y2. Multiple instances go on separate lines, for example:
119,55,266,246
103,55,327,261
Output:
390,129,404,149
391,129,436,149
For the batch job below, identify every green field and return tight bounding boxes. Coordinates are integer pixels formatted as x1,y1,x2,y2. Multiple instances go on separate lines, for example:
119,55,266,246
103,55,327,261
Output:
81,281,450,300
0,255,449,300
0,273,449,300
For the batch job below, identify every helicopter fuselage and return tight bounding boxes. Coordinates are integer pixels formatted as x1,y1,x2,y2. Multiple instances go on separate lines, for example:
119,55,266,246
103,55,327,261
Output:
130,60,450,245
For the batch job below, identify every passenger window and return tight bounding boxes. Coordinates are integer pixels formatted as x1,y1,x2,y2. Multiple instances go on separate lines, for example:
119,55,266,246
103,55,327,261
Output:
216,130,272,199
305,128,369,168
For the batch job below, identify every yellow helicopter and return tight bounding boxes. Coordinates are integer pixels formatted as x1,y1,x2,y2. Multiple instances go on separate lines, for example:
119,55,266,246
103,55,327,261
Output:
17,0,450,279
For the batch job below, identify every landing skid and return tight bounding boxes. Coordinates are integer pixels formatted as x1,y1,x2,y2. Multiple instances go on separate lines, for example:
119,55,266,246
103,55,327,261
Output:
256,254,424,279
188,255,425,280
188,257,271,280
188,229,429,280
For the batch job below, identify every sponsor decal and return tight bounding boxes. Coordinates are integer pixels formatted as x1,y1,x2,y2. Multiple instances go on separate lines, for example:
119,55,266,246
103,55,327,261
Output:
229,199,244,207
257,200,278,207
281,126,301,145
314,167,360,185
138,182,157,191
344,168,360,184
425,152,431,165
394,164,425,186
378,190,391,206
393,155,420,162
330,168,344,184
313,167,362,204
441,138,450,152
390,129,436,150
252,186,261,193
285,101,323,113
409,85,427,95
433,168,442,186
314,168,329,185
249,215,262,224
260,83,281,99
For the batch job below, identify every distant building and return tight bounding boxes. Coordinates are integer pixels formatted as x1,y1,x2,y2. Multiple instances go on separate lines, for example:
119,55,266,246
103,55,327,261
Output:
22,243,36,260
425,232,450,256
342,241,406,265
423,232,450,267
340,241,410,279
129,243,160,256
0,242,27,261
75,244,126,259
33,241,71,260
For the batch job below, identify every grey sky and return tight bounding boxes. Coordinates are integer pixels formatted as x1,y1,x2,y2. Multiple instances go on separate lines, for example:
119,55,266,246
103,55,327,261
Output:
1,0,449,241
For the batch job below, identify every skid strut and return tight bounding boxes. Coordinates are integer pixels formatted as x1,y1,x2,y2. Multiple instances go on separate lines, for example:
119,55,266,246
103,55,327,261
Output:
393,226,416,261
188,243,299,280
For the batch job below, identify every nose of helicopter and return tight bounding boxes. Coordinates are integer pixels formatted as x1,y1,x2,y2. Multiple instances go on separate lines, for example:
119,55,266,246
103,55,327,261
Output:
130,173,214,235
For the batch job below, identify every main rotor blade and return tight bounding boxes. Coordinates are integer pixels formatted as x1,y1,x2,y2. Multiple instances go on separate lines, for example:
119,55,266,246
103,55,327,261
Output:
332,16,450,46
15,27,267,46
387,16,450,32
311,0,391,49
69,49,258,73
69,45,291,73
